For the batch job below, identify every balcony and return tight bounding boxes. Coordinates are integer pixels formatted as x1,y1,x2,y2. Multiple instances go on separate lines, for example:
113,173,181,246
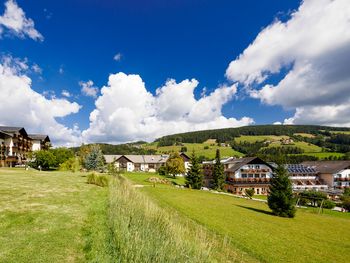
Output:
227,177,271,184
290,176,317,180
334,177,350,182
240,169,270,173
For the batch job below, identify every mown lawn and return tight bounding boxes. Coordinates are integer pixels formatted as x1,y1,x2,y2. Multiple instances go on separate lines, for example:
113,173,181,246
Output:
0,168,108,263
123,178,350,263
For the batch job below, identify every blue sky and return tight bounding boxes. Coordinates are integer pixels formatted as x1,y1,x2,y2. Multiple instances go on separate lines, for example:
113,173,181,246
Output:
1,0,349,145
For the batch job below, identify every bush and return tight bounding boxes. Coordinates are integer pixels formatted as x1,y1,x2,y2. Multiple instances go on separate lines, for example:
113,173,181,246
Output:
87,173,109,187
157,165,168,176
204,145,209,150
59,157,81,172
322,199,336,209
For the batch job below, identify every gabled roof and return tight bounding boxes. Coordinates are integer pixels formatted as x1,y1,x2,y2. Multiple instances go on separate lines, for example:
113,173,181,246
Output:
104,155,122,163
0,130,13,139
0,126,27,136
225,157,274,173
28,134,50,142
302,161,350,174
180,152,191,161
116,154,169,164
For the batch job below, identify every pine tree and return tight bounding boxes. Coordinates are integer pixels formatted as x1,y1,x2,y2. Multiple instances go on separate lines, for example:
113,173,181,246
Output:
268,165,296,218
186,150,203,189
84,145,105,171
212,149,225,190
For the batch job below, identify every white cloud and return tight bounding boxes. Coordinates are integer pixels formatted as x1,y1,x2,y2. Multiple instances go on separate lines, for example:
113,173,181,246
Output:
80,80,99,98
31,63,42,74
59,66,64,74
0,56,82,146
82,72,253,143
61,90,71,98
0,0,43,41
226,0,350,127
113,53,122,61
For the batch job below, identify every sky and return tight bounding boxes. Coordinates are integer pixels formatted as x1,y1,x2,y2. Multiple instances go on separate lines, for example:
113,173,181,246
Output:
0,0,350,146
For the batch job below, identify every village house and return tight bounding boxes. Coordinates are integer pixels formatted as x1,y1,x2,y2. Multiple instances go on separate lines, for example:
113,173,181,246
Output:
0,126,50,167
302,161,350,190
203,157,275,195
104,152,191,173
104,154,169,172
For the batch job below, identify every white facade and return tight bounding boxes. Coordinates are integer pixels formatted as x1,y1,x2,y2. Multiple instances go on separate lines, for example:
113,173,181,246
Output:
32,140,41,151
227,164,273,179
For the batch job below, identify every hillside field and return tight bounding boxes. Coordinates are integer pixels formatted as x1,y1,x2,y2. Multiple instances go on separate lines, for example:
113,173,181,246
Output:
144,141,244,159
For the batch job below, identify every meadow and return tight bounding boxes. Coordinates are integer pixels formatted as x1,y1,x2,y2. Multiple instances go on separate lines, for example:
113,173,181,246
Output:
0,168,108,263
145,141,244,159
2,168,349,262
125,172,350,263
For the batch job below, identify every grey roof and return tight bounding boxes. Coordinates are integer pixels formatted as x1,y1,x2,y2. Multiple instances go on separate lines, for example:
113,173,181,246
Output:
28,134,50,141
225,157,274,173
104,155,122,163
0,130,13,138
116,154,169,164
0,126,27,136
302,161,350,174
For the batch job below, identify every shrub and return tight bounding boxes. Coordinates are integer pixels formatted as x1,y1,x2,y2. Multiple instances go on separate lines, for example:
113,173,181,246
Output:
322,199,336,209
59,157,81,172
204,145,209,150
87,173,109,187
157,165,168,176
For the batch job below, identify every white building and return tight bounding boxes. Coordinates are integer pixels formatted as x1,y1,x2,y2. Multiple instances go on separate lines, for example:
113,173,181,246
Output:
302,161,350,190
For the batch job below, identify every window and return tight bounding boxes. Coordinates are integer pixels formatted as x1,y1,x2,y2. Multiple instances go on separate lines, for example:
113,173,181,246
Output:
242,174,247,178
257,189,260,194
248,174,253,178
254,174,259,178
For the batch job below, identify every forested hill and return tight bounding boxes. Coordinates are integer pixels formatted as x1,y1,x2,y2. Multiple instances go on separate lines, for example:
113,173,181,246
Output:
155,125,350,146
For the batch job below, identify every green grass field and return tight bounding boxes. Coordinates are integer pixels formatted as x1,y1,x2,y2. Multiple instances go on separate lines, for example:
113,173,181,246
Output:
0,168,107,263
145,141,244,159
2,168,350,262
124,173,350,263
292,152,345,159
235,135,322,153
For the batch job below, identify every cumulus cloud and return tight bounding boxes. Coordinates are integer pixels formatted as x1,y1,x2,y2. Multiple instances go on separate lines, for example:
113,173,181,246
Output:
61,90,71,98
0,56,82,146
226,0,350,126
113,53,122,61
0,0,43,41
82,72,253,143
80,80,99,98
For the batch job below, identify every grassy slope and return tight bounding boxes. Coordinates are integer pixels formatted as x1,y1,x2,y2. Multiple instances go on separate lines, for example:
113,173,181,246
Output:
235,135,323,153
124,173,350,263
0,168,107,263
145,142,244,159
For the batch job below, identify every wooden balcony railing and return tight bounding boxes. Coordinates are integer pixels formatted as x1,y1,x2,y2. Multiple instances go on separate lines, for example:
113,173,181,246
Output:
335,177,350,182
227,177,271,183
